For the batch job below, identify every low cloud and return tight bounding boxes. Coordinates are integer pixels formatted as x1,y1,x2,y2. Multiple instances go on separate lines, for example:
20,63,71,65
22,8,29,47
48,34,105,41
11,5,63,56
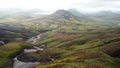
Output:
0,0,120,12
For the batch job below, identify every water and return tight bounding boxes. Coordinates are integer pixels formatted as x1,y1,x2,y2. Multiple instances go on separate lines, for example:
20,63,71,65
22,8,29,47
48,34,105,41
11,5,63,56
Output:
13,29,58,68
13,57,40,68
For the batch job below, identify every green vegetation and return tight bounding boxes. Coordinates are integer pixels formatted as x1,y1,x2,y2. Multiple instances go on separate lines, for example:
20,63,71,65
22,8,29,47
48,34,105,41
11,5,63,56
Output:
35,27,120,68
0,9,120,68
0,42,31,68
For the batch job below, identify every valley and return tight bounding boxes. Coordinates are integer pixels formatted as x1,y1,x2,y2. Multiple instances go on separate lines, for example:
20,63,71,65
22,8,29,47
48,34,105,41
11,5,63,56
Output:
0,9,120,68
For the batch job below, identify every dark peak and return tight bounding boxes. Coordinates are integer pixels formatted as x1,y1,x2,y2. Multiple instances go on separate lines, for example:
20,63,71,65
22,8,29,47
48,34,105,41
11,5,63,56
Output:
52,9,74,19
54,9,69,14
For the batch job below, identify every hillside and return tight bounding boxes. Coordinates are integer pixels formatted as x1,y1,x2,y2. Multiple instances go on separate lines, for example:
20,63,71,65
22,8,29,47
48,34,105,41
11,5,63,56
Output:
0,9,120,68
35,27,120,68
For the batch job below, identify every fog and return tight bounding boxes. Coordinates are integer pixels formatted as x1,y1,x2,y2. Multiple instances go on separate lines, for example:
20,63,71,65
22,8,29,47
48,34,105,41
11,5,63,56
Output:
0,0,120,13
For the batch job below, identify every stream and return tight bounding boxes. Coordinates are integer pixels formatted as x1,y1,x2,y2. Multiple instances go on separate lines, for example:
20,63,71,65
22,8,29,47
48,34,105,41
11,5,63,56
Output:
13,57,40,68
13,29,59,68
13,33,42,68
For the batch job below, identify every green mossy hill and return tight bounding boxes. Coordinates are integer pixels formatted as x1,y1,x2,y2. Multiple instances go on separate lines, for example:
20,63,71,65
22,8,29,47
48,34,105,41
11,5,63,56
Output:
35,28,120,68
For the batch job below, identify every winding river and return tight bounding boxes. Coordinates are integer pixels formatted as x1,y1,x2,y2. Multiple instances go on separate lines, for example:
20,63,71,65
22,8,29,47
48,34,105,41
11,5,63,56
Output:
13,33,42,68
13,57,40,68
13,29,59,68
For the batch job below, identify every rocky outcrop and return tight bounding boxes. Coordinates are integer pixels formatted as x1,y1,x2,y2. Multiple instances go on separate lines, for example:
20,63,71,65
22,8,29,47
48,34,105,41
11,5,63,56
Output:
0,41,5,45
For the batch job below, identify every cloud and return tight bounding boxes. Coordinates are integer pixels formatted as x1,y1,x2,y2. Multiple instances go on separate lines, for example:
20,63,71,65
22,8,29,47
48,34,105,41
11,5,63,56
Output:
71,0,120,12
0,0,120,12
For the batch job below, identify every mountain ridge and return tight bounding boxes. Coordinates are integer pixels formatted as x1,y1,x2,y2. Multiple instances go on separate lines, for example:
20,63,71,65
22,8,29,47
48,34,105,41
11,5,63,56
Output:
51,9,76,20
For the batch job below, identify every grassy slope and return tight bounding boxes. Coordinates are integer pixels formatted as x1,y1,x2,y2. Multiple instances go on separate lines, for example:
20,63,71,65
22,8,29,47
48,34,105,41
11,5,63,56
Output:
0,42,31,68
0,12,120,68
35,28,120,68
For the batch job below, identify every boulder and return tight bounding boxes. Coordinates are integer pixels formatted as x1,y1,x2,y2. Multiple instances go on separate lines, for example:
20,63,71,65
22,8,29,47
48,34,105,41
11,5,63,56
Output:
0,41,5,45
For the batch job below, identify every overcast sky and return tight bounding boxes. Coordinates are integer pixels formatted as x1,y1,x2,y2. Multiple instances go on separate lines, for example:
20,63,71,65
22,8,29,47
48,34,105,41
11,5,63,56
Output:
0,0,120,13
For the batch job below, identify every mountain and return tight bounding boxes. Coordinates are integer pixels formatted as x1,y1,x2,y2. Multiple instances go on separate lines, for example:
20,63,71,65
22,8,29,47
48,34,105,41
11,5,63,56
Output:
91,11,120,17
1,9,120,68
67,9,84,17
0,8,48,18
87,11,120,23
51,9,75,20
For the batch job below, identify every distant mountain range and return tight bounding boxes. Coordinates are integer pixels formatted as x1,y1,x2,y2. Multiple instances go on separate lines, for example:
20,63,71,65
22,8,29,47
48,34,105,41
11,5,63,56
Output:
0,8,120,16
